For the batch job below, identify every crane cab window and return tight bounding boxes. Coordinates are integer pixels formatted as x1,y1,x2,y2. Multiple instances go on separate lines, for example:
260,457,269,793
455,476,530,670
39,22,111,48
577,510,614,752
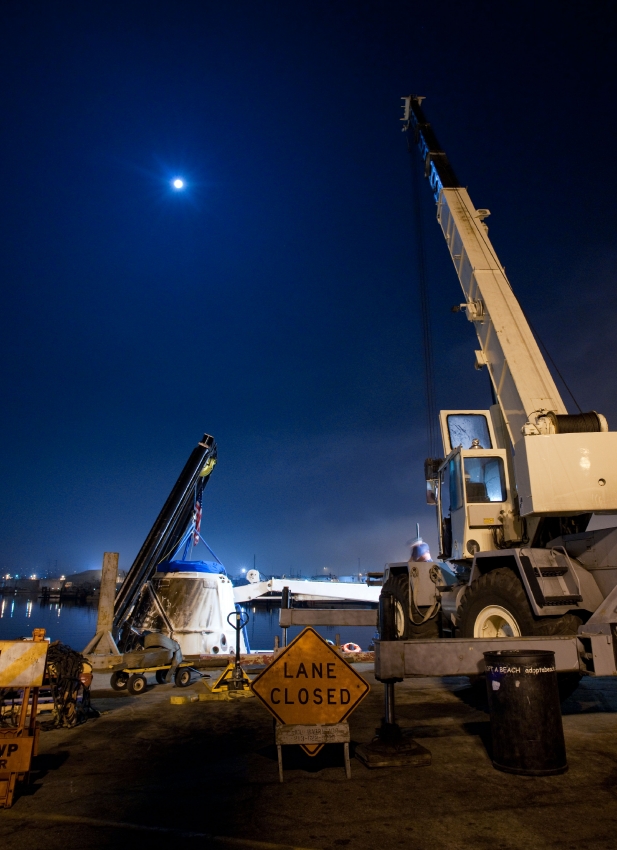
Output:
463,456,506,503
447,414,492,450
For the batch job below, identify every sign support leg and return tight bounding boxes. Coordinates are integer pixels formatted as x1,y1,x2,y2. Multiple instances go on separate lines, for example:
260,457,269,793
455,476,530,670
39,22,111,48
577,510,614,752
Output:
277,744,284,783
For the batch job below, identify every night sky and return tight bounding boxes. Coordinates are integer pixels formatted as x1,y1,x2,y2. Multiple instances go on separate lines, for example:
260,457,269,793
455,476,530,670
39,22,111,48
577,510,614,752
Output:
1,2,616,578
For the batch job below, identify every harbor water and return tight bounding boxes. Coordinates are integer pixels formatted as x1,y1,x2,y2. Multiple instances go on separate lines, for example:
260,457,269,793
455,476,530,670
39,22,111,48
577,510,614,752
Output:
0,595,377,653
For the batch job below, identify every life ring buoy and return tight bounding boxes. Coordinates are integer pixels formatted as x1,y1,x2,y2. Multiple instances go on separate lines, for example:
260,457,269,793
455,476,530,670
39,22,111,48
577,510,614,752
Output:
341,642,361,653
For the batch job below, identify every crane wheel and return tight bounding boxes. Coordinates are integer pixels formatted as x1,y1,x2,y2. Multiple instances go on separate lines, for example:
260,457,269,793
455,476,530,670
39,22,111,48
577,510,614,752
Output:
457,567,582,638
457,567,583,700
380,572,440,640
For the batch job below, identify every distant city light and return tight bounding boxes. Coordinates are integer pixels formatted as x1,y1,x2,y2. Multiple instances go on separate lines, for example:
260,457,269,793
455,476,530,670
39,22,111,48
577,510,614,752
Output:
30,574,37,579
172,178,185,190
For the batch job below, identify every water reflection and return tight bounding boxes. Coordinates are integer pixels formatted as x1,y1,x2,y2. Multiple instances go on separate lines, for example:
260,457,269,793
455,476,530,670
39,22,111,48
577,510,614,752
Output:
0,594,375,652
0,594,97,648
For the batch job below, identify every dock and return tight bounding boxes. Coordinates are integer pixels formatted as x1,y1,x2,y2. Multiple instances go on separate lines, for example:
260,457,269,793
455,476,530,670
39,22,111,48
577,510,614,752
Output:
1,665,616,849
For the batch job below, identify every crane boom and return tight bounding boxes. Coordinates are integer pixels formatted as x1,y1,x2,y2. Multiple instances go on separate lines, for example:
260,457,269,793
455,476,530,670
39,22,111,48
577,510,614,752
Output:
113,433,217,643
403,95,566,449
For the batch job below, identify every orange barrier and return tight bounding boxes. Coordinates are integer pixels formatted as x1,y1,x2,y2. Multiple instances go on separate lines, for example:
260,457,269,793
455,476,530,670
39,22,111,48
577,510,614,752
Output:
0,629,48,808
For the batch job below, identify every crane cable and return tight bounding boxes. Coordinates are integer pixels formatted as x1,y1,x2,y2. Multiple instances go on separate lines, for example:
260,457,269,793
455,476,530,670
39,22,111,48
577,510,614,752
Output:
521,308,583,414
407,133,439,459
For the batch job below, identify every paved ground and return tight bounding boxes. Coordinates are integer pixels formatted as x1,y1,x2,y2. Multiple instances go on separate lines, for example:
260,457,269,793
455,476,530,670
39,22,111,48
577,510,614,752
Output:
1,666,617,850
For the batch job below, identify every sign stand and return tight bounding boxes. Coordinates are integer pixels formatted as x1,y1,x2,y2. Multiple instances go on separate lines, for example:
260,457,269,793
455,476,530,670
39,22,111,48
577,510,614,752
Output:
0,629,49,808
250,627,370,777
275,722,351,782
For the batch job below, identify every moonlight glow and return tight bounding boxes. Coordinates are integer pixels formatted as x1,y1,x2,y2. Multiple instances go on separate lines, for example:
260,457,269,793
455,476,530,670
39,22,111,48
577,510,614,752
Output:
172,178,185,189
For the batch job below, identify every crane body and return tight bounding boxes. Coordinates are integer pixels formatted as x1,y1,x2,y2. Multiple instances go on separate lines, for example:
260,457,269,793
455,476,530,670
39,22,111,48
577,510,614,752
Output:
378,97,617,670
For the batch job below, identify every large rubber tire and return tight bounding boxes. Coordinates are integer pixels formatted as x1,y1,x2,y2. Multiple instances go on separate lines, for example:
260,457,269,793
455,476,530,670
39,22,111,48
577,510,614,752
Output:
110,671,129,691
458,567,583,701
381,572,440,640
457,567,582,638
155,669,168,685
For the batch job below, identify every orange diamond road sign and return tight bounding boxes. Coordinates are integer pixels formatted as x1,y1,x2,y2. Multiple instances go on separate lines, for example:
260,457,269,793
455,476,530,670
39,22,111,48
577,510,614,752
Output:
250,627,370,755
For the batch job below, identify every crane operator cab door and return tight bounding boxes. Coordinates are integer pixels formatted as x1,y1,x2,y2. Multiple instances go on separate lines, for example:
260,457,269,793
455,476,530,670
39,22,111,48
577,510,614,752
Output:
437,411,515,562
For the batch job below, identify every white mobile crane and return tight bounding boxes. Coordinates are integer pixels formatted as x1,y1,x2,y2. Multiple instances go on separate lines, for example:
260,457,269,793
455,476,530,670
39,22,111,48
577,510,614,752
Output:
376,97,617,685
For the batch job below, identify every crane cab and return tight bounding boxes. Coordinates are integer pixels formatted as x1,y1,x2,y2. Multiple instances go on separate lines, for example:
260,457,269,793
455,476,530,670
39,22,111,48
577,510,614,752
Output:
430,410,518,561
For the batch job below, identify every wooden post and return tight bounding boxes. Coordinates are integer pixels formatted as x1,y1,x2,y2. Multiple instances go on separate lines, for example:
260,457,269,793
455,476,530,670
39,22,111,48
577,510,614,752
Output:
97,552,119,634
82,552,122,664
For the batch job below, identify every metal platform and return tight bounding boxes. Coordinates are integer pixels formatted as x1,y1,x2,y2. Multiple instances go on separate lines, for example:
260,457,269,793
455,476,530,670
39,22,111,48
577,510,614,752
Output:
374,636,583,680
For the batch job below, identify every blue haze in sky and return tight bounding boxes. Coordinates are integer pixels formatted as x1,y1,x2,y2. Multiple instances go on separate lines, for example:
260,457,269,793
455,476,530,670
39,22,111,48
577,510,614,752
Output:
1,2,616,577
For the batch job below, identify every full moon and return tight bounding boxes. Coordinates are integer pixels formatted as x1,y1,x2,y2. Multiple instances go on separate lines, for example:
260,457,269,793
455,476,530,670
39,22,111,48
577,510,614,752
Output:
172,178,185,189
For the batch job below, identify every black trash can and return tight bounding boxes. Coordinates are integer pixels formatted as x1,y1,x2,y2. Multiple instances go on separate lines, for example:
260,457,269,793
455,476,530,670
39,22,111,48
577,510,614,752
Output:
483,649,567,776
